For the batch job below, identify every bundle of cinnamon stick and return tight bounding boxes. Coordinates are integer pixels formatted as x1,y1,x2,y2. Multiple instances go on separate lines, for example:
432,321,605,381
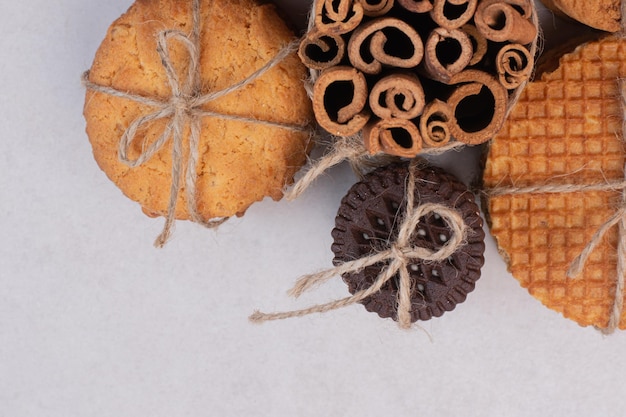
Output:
299,0,538,157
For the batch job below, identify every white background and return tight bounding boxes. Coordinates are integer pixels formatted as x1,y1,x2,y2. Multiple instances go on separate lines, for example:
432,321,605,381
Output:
2,1,625,416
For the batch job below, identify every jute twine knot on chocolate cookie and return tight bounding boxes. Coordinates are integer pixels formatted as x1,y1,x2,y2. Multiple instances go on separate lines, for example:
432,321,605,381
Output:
83,0,311,247
251,161,486,328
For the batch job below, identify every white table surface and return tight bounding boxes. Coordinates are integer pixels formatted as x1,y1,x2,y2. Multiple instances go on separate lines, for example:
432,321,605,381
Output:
2,1,625,416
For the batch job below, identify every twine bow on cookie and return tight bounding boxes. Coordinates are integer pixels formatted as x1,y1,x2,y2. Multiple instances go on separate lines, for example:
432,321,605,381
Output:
83,0,308,247
251,162,469,328
486,79,626,334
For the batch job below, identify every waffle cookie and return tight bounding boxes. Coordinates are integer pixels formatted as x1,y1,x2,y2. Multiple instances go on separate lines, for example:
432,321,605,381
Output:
84,0,311,229
482,35,626,330
540,0,621,32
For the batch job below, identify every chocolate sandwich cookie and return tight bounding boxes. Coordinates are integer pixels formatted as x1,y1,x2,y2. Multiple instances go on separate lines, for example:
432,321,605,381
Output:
331,162,486,322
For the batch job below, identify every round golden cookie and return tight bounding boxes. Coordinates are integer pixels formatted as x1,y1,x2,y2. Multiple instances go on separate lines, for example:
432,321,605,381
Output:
482,36,626,330
540,0,621,32
84,0,312,221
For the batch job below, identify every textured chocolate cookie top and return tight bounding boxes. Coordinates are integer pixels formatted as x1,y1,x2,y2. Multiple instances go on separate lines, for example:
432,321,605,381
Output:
331,162,485,322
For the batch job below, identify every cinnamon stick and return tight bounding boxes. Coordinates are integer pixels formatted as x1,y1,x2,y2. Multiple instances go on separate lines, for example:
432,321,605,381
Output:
445,69,508,145
397,0,433,13
422,27,473,84
369,72,425,119
313,66,371,136
347,17,424,74
495,43,534,89
359,0,395,16
363,118,422,157
315,0,364,35
298,28,346,71
474,0,537,44
430,0,478,30
461,24,488,66
419,99,453,147
300,0,538,157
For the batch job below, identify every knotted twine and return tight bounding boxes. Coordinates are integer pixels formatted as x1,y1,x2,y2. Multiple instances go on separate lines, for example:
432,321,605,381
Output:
251,161,469,328
285,0,541,201
83,0,309,247
485,78,626,334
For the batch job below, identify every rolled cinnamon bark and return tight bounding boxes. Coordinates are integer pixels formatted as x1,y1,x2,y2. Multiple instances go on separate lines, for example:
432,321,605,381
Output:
461,24,488,66
369,72,425,119
313,66,371,136
298,29,346,71
359,0,395,16
348,17,424,74
430,0,478,30
419,99,453,147
445,69,508,145
422,27,473,84
301,0,538,158
363,118,422,157
397,0,433,13
495,43,534,89
474,0,537,45
315,0,364,35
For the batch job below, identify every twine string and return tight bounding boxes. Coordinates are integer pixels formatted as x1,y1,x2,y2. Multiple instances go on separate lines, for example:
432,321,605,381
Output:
570,80,626,334
285,134,369,201
83,0,308,247
285,133,467,200
250,162,469,328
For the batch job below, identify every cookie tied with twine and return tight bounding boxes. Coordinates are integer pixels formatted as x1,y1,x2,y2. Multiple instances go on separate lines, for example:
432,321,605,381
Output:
482,34,626,333
251,161,486,328
83,0,313,247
